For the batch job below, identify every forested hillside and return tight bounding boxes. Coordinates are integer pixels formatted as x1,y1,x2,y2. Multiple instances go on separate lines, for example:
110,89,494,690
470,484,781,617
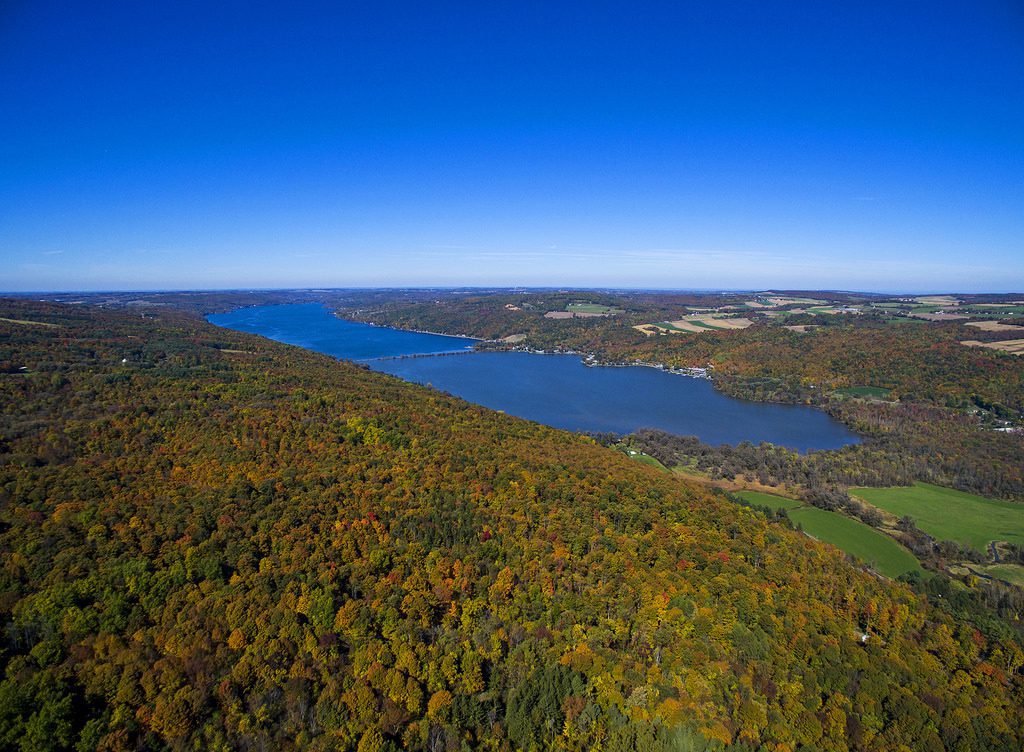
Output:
348,292,1024,503
2,301,1023,751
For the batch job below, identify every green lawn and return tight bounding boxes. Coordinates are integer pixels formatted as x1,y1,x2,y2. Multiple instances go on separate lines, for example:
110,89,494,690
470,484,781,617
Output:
625,451,667,470
851,483,1024,551
737,491,922,578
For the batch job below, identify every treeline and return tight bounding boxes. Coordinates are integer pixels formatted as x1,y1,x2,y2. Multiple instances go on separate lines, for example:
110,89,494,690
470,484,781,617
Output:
2,300,1024,751
626,395,1024,505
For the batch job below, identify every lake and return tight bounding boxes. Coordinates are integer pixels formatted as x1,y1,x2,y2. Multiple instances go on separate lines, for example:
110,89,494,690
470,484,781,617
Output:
209,303,860,451
208,303,477,359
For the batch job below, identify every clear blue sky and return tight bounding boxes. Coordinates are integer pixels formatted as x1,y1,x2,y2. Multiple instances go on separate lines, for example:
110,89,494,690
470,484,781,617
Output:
2,1,1022,292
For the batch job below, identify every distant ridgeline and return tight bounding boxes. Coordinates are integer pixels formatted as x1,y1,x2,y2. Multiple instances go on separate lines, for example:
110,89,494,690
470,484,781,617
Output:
1,300,1022,751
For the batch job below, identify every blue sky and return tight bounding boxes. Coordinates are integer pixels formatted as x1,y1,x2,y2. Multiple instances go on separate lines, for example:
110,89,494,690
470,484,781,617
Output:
1,1,1022,292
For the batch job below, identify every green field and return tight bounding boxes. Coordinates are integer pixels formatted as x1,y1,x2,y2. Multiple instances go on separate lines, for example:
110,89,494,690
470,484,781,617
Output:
624,450,667,470
965,305,1024,315
851,483,1024,551
978,564,1024,587
737,492,922,578
737,490,803,511
835,385,892,399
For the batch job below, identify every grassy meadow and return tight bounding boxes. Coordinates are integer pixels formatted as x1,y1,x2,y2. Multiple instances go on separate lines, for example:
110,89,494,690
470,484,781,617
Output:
737,491,922,578
851,482,1024,551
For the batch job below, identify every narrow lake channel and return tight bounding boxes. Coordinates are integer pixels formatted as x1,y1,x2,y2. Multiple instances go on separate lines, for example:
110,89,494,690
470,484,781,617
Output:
208,303,860,451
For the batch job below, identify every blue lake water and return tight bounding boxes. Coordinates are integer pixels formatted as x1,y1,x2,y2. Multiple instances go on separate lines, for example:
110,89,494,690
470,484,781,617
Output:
208,303,478,359
209,303,860,451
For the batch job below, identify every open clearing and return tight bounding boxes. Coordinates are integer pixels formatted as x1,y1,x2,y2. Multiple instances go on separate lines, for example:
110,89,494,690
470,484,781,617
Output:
805,305,857,315
910,311,969,321
977,564,1024,587
566,303,622,314
665,315,753,332
835,385,892,399
914,295,960,305
851,482,1024,551
0,317,60,328
637,316,752,334
668,320,717,332
766,296,825,306
623,450,667,470
963,306,1024,317
546,309,615,318
960,339,1024,355
736,490,803,511
966,320,1024,333
736,491,922,577
967,303,1024,312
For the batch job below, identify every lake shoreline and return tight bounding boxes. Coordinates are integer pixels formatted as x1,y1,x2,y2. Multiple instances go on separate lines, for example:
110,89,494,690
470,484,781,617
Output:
209,303,860,451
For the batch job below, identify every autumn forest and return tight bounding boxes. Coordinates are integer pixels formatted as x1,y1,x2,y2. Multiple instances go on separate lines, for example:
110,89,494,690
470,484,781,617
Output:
2,297,1023,751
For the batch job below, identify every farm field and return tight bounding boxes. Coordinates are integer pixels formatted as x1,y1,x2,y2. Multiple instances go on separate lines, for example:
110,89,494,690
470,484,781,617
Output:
766,296,825,306
545,303,622,318
914,295,960,305
805,305,855,315
960,338,1024,355
965,320,1024,333
641,315,754,334
910,310,969,321
963,304,1024,316
566,303,622,314
736,492,922,578
851,482,1024,551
